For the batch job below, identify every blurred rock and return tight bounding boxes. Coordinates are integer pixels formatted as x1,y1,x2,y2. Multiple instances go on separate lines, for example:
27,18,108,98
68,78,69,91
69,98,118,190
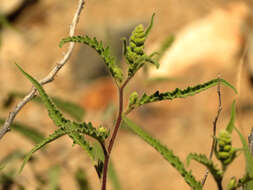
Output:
149,2,251,78
0,0,24,15
0,0,39,24
79,77,117,111
246,31,253,86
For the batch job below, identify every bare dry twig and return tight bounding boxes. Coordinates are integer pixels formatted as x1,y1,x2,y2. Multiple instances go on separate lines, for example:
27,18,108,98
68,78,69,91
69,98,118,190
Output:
248,128,253,156
201,76,222,186
0,0,85,140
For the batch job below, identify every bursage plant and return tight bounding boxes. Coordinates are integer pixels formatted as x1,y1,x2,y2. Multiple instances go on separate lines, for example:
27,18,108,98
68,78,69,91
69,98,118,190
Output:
9,10,253,190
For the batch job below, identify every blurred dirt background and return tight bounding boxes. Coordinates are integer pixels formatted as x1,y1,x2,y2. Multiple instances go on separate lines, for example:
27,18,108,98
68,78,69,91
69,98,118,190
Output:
1,0,253,189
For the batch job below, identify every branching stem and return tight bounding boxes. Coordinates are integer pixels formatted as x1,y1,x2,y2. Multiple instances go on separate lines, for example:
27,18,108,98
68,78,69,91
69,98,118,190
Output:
101,77,130,190
201,77,222,186
0,0,85,140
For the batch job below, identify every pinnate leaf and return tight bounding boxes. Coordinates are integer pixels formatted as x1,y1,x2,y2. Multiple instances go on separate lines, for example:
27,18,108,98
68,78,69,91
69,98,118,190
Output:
15,63,109,141
187,153,222,186
235,127,253,189
225,101,236,134
144,13,155,37
4,92,85,121
59,35,123,83
15,63,109,169
19,128,67,173
127,78,237,113
155,35,174,61
123,116,202,190
75,168,90,190
48,165,61,190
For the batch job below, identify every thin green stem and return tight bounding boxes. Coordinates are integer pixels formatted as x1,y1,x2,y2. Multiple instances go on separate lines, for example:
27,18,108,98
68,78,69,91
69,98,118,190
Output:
101,78,130,190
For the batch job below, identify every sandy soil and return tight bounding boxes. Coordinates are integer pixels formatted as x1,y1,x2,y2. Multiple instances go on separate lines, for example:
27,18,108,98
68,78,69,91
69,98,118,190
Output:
1,0,253,190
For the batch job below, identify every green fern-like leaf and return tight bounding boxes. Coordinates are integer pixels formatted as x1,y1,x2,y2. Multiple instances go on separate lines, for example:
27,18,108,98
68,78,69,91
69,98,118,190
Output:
123,116,202,190
155,35,174,61
126,78,237,113
75,168,90,190
19,125,107,173
15,63,109,170
15,63,108,141
187,153,222,187
4,91,85,121
144,13,155,37
0,150,25,171
235,127,253,189
227,177,237,190
59,35,123,83
15,64,66,127
47,165,61,190
215,101,237,170
128,91,139,109
49,97,85,122
19,128,67,173
226,101,236,134
237,173,253,189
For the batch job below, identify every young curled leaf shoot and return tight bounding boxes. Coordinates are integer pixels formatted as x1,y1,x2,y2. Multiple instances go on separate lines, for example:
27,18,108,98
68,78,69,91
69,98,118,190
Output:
216,130,236,170
212,101,253,189
123,13,159,79
59,35,123,85
215,102,237,171
187,101,246,190
15,63,109,172
126,78,237,114
227,177,237,190
128,91,139,110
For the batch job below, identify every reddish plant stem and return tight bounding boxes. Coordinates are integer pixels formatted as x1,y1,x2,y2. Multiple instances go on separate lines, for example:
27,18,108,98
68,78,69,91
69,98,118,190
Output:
101,78,130,190
201,79,222,186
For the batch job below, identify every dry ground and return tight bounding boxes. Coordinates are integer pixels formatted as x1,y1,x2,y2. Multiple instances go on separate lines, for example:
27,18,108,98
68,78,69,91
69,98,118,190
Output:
1,0,253,190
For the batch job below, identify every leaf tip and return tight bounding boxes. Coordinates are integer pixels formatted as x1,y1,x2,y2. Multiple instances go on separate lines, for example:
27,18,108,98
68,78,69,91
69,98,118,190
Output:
59,40,64,48
219,78,238,94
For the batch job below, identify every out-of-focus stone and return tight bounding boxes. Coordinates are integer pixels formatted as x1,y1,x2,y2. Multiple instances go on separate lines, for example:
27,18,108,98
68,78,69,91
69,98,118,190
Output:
79,77,117,111
149,2,250,78
0,0,24,15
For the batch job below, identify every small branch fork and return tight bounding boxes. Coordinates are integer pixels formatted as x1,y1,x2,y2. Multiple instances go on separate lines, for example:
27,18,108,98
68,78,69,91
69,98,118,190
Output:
101,77,131,190
201,76,222,186
0,0,85,140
